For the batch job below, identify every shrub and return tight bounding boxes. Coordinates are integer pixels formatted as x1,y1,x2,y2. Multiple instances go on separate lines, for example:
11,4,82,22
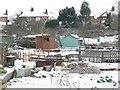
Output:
0,68,7,75
45,19,59,28
18,39,36,48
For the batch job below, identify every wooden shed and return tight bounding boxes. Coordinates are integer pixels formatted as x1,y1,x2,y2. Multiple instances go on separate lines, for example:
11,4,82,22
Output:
35,34,56,50
61,34,83,48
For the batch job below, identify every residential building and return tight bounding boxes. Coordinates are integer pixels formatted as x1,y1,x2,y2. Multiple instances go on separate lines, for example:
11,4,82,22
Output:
0,15,8,32
90,16,106,25
20,10,49,24
0,10,49,30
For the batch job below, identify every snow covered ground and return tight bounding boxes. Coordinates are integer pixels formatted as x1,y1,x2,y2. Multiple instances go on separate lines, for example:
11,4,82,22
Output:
4,35,119,89
6,61,119,88
6,70,118,88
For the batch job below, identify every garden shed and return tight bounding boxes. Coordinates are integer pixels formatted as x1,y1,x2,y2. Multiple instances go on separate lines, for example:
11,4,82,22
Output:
61,34,82,48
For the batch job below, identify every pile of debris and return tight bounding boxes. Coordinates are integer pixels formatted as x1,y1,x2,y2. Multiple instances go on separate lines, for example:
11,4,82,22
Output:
62,60,100,74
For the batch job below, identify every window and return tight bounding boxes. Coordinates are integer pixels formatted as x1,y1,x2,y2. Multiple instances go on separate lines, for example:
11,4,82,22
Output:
43,37,49,42
36,17,40,21
27,17,31,21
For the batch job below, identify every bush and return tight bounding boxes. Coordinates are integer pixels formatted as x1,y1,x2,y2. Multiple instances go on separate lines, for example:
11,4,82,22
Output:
45,19,59,28
0,68,7,75
18,39,36,48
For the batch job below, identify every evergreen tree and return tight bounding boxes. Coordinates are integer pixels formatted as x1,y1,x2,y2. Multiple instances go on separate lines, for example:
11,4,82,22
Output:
45,19,59,28
58,7,77,28
80,1,91,26
103,13,112,28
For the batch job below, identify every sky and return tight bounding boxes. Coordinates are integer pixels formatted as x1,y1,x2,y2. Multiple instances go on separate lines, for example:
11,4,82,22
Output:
0,0,118,18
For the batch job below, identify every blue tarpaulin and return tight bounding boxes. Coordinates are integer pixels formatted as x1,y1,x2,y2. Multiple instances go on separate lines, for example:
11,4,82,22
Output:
97,37,100,42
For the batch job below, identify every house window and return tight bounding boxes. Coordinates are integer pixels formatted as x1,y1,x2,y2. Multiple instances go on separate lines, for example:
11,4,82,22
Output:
43,37,49,42
36,17,40,21
27,17,31,21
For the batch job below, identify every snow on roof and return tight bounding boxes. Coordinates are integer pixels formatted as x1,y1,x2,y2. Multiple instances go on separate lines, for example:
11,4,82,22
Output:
20,10,49,17
59,36,65,39
23,34,50,38
0,14,7,17
70,34,80,39
0,22,6,25
63,34,83,41
0,22,12,25
0,32,10,37
78,37,84,40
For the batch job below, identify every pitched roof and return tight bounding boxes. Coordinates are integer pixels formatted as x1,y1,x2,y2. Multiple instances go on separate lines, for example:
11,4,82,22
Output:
63,34,83,41
20,11,49,17
70,34,80,39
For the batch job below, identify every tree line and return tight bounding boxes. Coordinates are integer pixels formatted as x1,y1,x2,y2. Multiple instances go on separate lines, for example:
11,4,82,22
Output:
46,1,91,28
4,1,117,37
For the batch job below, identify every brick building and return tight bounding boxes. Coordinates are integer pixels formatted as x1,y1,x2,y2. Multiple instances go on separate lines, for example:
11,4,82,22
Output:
90,16,106,25
20,10,49,24
0,15,8,26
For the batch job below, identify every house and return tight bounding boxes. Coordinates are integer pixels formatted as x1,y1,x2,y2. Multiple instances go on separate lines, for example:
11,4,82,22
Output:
20,10,49,24
0,9,49,28
90,16,106,25
23,34,56,50
0,14,14,26
60,34,83,48
0,15,8,25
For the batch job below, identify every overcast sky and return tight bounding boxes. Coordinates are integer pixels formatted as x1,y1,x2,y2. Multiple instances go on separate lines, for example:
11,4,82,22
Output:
0,0,118,17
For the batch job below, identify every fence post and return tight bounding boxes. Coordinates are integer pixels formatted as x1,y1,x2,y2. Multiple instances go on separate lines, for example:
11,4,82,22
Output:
101,51,104,62
79,46,81,61
110,50,111,62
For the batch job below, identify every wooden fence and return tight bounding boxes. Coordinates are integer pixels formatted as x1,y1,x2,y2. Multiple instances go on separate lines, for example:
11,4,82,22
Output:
79,49,120,63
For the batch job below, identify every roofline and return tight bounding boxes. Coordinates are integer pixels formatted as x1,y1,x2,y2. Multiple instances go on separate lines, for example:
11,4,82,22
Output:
62,34,79,39
20,15,49,17
23,34,50,38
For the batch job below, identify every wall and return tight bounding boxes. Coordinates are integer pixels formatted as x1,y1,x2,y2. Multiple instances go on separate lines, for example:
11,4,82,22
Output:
62,35,80,48
36,35,56,49
36,60,63,67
